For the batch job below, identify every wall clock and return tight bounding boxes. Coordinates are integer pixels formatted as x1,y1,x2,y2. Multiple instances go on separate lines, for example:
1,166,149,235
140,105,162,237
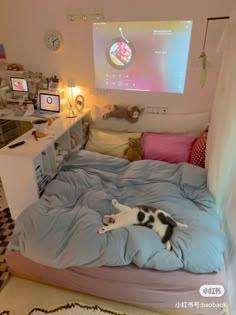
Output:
44,30,63,52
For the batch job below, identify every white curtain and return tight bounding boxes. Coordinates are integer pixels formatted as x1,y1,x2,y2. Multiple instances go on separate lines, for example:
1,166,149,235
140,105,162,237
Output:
205,11,236,314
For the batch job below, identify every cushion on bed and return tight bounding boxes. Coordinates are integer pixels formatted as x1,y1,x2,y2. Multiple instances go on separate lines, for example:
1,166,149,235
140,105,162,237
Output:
189,130,208,167
85,126,141,158
91,105,210,135
141,133,196,163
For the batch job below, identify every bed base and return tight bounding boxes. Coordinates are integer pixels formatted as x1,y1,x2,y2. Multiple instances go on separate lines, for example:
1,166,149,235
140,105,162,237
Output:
9,268,196,315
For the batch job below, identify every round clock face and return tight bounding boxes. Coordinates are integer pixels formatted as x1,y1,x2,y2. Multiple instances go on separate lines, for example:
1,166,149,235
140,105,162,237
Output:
44,31,63,52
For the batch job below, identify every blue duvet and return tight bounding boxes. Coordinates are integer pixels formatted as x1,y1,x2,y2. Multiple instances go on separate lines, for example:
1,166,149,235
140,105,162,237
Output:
8,150,226,273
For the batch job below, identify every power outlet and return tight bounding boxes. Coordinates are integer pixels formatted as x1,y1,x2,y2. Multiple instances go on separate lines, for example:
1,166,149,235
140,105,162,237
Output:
146,107,154,113
154,107,160,114
89,88,110,95
160,107,168,114
145,107,160,114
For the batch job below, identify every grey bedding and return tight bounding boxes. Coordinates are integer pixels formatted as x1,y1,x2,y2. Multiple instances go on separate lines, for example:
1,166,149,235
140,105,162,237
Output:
8,150,226,273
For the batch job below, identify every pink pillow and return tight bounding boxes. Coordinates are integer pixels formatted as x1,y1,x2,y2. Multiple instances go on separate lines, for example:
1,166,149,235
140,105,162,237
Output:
141,133,196,163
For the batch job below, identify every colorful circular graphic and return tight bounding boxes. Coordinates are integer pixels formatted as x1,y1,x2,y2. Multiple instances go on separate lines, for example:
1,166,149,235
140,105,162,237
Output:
107,39,134,69
47,97,53,104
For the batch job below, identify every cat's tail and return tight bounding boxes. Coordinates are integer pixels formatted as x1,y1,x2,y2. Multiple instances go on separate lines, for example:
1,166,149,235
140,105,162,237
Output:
176,222,188,228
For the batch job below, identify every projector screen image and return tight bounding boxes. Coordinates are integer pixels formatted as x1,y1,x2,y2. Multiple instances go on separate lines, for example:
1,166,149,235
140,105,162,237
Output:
39,93,60,112
10,77,29,92
93,20,192,93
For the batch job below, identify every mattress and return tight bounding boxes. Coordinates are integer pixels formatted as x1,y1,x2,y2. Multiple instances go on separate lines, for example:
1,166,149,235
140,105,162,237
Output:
6,251,228,315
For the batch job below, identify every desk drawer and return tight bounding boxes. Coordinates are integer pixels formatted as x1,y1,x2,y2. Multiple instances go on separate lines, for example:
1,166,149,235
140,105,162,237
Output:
0,127,19,143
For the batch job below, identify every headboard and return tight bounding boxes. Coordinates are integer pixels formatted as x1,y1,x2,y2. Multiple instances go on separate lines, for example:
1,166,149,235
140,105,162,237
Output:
91,105,210,135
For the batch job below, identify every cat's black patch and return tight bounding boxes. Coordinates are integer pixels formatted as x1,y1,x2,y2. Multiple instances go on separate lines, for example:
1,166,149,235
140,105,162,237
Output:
158,212,177,227
133,206,179,246
137,205,156,213
133,223,153,229
136,212,154,229
137,211,145,222
142,215,155,229
145,223,153,229
162,225,174,243
149,215,155,222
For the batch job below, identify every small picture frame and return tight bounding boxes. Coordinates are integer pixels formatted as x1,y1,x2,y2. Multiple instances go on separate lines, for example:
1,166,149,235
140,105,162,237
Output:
0,43,6,59
48,81,59,91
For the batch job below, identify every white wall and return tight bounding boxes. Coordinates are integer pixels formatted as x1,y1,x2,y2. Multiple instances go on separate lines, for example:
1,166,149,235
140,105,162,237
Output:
0,0,232,113
223,7,236,313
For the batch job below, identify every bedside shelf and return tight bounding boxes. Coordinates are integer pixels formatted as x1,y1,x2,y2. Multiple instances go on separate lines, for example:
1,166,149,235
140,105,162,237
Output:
0,109,90,219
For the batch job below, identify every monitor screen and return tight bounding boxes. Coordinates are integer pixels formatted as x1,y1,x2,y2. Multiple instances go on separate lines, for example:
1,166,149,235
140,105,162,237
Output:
10,77,29,92
39,93,60,113
93,20,193,93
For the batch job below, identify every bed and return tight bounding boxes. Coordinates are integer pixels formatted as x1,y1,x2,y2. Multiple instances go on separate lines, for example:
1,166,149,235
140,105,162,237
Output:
5,109,229,315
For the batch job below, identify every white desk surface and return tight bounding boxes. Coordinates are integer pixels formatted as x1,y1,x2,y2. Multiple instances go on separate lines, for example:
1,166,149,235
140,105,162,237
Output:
0,109,90,158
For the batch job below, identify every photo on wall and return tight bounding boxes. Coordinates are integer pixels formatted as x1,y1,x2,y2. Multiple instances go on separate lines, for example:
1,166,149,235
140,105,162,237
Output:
0,43,6,59
93,21,193,93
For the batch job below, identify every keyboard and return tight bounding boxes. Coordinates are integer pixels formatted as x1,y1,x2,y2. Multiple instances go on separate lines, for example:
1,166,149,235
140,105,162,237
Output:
32,111,58,119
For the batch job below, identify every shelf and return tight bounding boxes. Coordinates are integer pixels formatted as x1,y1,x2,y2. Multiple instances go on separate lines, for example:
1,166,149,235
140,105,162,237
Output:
37,173,51,195
4,70,25,77
0,109,90,219
0,109,90,158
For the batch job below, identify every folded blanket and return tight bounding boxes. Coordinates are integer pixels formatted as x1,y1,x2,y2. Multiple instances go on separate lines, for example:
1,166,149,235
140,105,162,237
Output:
8,150,226,273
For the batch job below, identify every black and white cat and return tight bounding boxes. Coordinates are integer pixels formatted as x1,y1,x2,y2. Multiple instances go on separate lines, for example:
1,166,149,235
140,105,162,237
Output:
98,199,188,250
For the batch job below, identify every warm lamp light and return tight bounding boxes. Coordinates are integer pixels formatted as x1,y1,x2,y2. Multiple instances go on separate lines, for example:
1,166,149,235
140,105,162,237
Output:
67,79,77,118
67,79,85,117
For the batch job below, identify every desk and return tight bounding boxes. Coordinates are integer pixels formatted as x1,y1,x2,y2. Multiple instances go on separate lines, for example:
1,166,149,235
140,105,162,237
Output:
0,109,90,219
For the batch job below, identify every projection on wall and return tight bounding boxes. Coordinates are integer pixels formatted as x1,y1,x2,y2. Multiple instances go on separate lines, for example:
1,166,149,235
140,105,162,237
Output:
93,21,192,93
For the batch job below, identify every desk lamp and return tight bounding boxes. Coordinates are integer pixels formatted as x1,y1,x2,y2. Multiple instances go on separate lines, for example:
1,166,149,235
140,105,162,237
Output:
67,79,76,118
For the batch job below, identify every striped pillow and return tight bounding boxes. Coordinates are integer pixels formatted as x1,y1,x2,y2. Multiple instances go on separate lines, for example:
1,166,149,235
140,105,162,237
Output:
189,130,208,167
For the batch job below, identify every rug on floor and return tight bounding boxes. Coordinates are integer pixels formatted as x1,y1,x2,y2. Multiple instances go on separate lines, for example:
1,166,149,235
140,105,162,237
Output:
0,311,14,315
0,208,14,291
27,302,128,315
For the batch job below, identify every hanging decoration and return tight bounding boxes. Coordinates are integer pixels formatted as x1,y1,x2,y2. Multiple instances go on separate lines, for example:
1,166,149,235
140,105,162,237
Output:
200,16,230,88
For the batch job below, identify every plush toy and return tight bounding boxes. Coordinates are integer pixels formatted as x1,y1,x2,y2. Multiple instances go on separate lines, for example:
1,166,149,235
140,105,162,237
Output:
102,105,143,123
123,137,142,161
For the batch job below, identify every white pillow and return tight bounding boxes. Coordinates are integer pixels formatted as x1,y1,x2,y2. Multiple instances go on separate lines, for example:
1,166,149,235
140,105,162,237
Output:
85,126,141,158
91,105,210,136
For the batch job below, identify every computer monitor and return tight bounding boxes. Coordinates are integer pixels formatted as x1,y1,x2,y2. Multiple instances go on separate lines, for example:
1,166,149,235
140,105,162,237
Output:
10,77,29,92
39,93,60,113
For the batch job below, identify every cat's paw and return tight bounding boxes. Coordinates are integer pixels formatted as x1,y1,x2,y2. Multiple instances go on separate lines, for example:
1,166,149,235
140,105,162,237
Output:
112,199,118,207
177,223,188,228
165,241,171,251
98,226,108,234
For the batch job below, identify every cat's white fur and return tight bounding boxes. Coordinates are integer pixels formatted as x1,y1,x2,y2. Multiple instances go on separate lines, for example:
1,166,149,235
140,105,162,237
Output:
98,199,187,250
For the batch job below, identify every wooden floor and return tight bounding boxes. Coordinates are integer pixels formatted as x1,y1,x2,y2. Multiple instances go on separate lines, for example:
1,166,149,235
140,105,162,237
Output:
0,276,163,315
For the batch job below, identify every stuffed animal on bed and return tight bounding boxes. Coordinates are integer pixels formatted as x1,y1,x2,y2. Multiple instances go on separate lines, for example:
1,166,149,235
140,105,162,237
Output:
102,105,143,123
123,137,142,161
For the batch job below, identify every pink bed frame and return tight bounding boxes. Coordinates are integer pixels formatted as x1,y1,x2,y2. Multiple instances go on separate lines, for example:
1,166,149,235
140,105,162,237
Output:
5,250,228,315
